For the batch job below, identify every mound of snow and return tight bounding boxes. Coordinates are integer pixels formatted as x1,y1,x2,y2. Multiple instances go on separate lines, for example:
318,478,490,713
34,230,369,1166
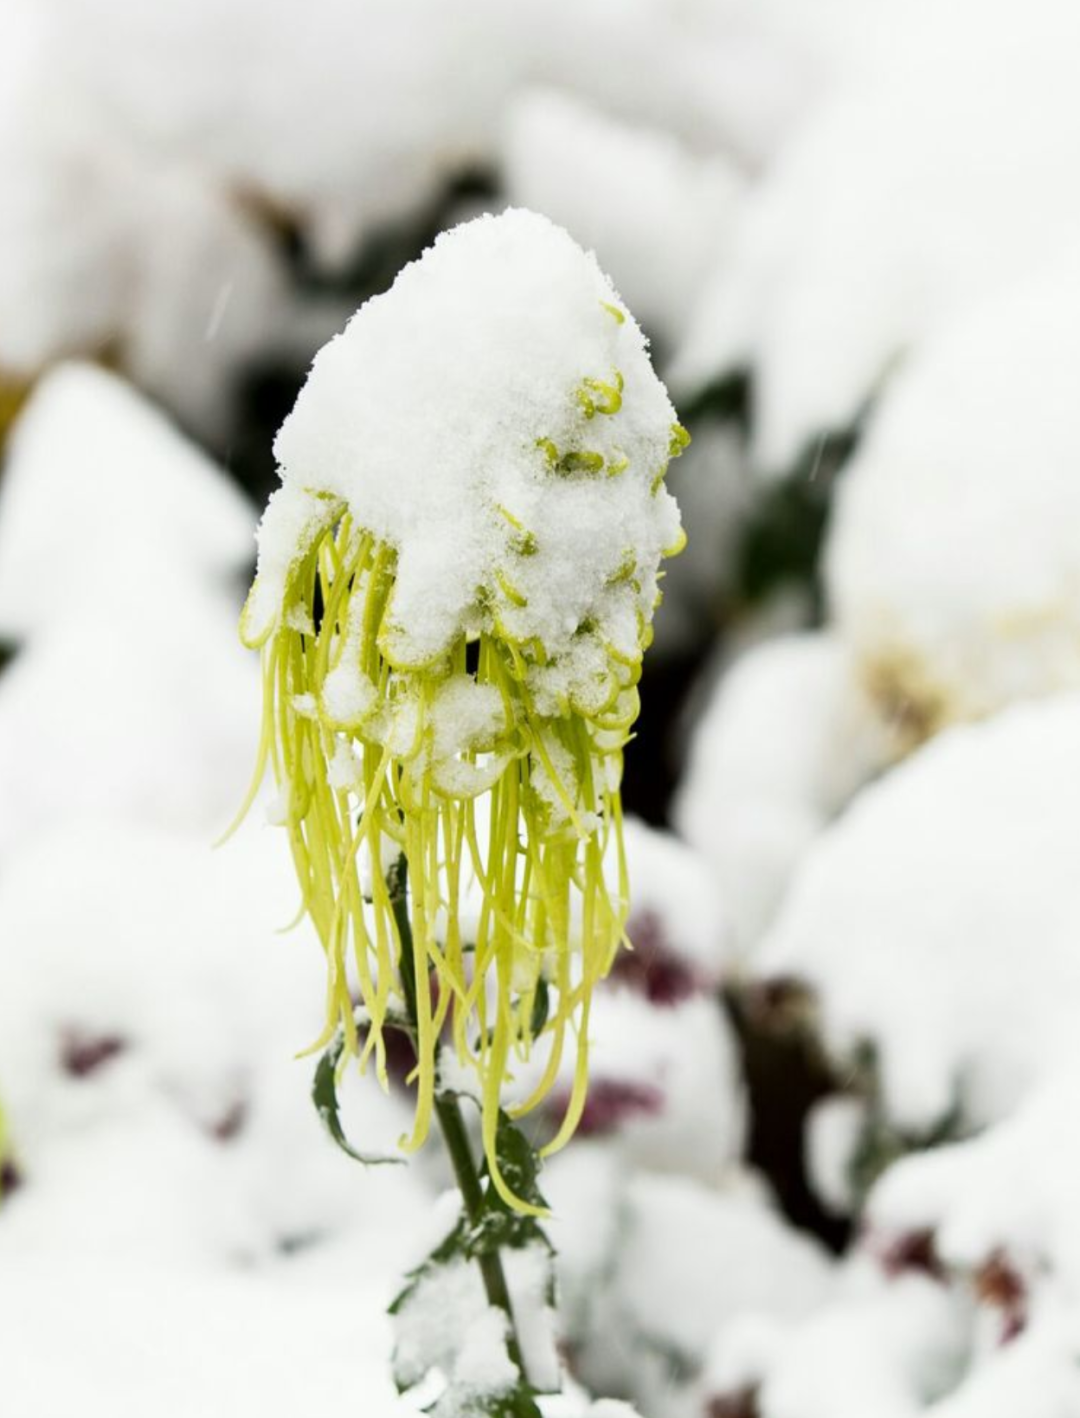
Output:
870,1060,1080,1320
0,821,420,1258
826,263,1080,734
674,0,1080,470
760,694,1080,1132
503,89,743,344
0,363,255,638
674,633,895,955
546,1146,833,1418
707,1263,965,1418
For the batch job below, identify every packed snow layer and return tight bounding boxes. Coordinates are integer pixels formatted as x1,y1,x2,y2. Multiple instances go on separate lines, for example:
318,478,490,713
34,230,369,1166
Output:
805,1093,869,1217
0,365,266,848
545,1146,834,1418
709,1252,1080,1418
674,0,1080,469
618,816,731,981
0,363,256,638
36,0,794,268
617,1173,832,1362
503,89,744,345
708,1248,1080,1418
0,819,435,1415
0,0,902,442
0,13,290,438
674,633,895,956
0,433,263,849
516,0,816,170
393,1255,519,1407
46,0,519,263
759,693,1080,1132
0,1258,413,1418
870,1061,1080,1305
0,0,856,436
710,0,904,85
0,582,259,853
825,264,1080,733
922,1318,1080,1418
0,5,121,372
249,210,683,700
100,164,294,438
707,1263,968,1418
0,824,408,1195
608,1171,832,1416
541,1382,643,1418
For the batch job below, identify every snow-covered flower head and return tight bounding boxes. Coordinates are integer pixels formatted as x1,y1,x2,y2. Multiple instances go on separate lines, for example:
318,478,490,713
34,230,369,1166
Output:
240,209,687,1205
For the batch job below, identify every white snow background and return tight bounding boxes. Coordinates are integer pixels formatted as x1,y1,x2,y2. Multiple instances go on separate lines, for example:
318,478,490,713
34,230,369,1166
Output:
3,2,1080,1415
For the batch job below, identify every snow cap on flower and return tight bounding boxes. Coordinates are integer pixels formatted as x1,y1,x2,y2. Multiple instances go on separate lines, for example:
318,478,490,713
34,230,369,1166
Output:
239,209,688,1209
244,207,685,706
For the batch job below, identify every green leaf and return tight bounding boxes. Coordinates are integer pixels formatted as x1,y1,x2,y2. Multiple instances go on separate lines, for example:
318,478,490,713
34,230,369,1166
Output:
312,1033,403,1166
486,1108,549,1217
529,978,550,1036
486,1388,544,1417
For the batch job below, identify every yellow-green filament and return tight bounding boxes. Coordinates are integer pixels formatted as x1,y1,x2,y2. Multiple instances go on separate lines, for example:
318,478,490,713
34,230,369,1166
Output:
242,510,655,1208
496,504,539,557
495,568,529,608
582,372,623,417
536,437,559,468
555,450,605,477
669,422,691,457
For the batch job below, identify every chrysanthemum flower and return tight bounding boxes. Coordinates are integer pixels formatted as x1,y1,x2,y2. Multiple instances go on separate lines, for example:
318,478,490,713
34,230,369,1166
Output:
240,209,687,1207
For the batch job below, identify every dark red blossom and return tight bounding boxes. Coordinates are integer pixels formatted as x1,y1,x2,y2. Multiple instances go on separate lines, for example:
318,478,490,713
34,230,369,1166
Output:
875,1227,944,1281
60,1028,126,1079
707,1385,760,1418
210,1098,248,1143
609,908,705,1006
551,1077,665,1137
975,1251,1027,1343
0,1156,22,1197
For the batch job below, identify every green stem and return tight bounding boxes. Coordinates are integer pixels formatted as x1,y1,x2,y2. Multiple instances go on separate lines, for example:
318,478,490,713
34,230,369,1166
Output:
389,858,530,1382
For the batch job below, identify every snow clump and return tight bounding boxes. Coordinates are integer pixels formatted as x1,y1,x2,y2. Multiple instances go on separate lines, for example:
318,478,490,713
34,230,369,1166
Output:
503,89,744,344
244,208,686,720
674,0,1080,470
674,632,896,957
759,693,1080,1133
826,262,1080,736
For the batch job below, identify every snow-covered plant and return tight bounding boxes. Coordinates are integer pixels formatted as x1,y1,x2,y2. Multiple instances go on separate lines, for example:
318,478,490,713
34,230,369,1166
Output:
239,208,686,1410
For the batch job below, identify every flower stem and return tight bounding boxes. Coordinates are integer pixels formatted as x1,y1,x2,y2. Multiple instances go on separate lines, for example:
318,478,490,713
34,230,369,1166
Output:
388,857,530,1382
